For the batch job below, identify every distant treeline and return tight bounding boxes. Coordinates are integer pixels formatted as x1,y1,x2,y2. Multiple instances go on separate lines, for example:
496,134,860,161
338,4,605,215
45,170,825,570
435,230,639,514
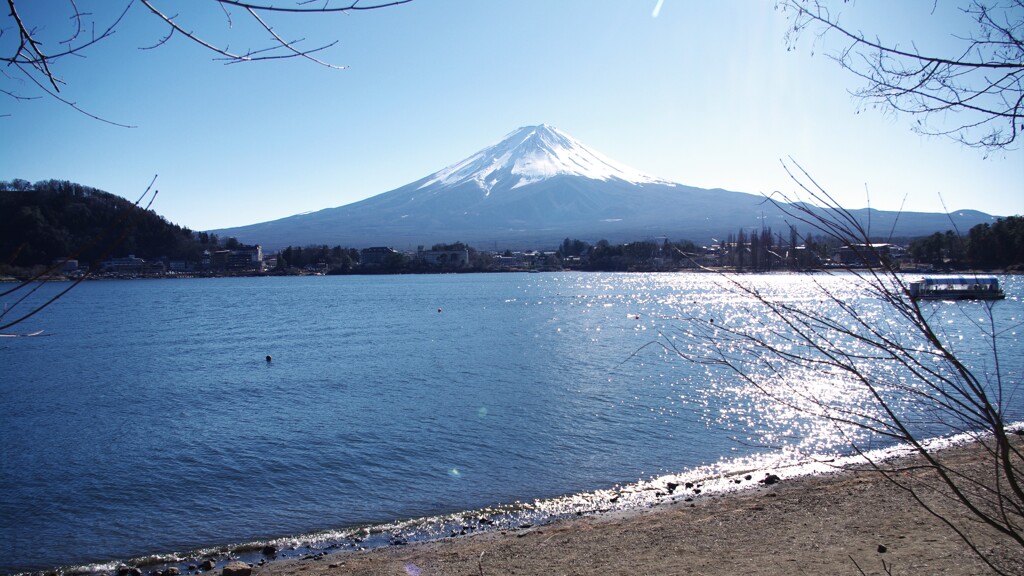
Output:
712,218,1024,271
272,221,1024,275
908,216,1024,269
274,242,507,274
270,239,710,274
275,245,361,274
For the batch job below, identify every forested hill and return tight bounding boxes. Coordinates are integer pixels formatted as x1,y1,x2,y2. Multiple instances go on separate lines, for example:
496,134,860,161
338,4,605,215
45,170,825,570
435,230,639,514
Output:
0,179,213,269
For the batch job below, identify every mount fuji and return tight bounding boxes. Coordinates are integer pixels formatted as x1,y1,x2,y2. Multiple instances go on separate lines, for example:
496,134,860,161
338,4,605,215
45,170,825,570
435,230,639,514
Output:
212,125,995,249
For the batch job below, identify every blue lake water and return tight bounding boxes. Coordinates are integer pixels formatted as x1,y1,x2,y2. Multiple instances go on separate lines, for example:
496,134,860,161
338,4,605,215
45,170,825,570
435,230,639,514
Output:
1,272,1021,574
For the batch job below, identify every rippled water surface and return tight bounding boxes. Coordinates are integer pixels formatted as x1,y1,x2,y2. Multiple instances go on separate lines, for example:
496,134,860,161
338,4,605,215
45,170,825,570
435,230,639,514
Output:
1,273,1021,573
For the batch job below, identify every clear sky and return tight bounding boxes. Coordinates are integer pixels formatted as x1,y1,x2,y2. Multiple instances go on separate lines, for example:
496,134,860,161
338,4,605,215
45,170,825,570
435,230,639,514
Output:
3,0,1022,232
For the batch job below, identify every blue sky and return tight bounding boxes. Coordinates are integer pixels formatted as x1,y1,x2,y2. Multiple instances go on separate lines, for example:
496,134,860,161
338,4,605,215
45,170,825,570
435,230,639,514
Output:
3,0,1022,232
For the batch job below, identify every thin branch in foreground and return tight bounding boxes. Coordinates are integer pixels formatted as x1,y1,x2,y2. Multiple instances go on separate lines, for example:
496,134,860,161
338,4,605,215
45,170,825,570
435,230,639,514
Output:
646,159,1022,573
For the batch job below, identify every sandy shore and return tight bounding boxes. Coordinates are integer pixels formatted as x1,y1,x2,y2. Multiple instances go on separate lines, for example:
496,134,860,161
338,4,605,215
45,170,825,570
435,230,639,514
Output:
245,440,1022,576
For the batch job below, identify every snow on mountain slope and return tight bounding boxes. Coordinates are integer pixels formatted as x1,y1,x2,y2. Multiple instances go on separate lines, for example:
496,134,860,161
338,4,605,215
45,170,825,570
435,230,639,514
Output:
417,124,676,195
210,124,998,250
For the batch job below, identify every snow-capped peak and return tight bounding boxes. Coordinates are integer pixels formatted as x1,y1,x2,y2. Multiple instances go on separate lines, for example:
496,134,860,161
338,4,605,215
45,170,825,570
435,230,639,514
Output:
418,124,676,194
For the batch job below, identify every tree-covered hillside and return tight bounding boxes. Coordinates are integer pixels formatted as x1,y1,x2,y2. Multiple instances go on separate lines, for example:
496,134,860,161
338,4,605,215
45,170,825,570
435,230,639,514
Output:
1,179,212,270
908,216,1024,270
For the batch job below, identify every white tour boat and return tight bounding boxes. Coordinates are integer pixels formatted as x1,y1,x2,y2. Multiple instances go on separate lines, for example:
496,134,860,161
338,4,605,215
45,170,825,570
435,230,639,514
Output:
908,275,1006,301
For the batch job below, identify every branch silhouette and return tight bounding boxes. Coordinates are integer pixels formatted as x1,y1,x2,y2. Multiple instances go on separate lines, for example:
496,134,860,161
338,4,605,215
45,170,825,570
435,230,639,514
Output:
1,0,412,124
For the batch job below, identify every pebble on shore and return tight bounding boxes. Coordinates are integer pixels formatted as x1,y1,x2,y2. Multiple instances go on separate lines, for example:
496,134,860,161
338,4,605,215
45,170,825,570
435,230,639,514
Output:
221,562,252,576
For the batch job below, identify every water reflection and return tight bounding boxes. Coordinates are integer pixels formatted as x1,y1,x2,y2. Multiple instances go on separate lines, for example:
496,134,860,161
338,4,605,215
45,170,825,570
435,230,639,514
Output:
628,272,1023,460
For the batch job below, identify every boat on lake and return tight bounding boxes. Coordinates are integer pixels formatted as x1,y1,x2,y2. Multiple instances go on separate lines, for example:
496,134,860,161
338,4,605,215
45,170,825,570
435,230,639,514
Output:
908,275,1006,301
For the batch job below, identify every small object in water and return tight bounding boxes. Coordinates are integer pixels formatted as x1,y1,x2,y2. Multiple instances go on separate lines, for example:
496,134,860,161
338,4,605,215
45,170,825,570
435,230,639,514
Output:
266,355,272,362
438,308,442,313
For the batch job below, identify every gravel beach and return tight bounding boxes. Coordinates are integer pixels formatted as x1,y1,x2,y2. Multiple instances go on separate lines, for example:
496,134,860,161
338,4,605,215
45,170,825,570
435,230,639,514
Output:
237,440,1022,576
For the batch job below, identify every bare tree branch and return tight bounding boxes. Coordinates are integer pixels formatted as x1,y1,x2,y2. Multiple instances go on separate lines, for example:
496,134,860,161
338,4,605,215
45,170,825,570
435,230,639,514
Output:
12,62,137,127
781,0,1024,150
660,162,1022,572
2,0,412,122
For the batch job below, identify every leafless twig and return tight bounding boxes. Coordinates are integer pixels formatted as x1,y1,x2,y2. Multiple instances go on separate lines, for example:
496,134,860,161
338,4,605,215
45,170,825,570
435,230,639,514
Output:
660,160,1022,573
2,0,412,123
781,0,1024,151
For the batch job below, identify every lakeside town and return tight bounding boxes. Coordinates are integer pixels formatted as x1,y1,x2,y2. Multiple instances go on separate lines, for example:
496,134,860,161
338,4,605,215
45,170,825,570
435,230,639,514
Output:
5,182,1021,283
21,231,1020,282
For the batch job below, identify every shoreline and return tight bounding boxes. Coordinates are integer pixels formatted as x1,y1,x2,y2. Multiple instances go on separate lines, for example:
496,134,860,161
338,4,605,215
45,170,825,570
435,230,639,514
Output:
252,438,1024,575
29,435,1023,576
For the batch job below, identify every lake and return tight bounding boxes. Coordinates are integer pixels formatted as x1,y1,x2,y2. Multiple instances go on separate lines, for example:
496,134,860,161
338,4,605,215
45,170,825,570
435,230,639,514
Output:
1,272,1021,574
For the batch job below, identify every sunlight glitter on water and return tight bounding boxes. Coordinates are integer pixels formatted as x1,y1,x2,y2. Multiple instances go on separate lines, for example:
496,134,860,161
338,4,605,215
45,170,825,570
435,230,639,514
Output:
611,272,1023,461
